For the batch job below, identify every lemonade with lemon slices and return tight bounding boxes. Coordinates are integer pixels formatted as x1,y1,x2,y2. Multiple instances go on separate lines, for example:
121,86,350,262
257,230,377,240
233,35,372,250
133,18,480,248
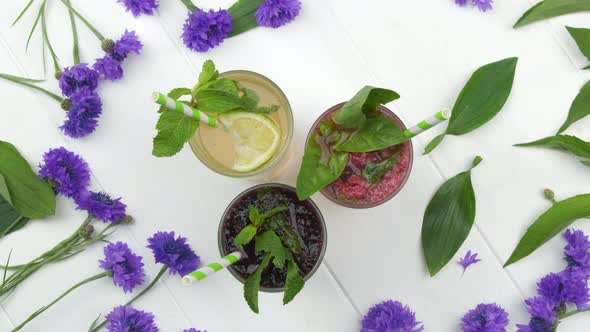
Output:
189,70,293,177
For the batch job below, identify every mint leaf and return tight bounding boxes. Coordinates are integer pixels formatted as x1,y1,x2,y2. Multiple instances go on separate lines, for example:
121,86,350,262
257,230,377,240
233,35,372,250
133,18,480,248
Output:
514,0,590,28
283,256,304,305
583,160,590,167
332,86,400,129
267,216,303,255
228,0,266,37
426,58,517,154
557,80,590,134
362,153,400,185
249,207,261,225
515,135,590,160
422,156,482,276
319,120,332,137
255,230,287,269
0,141,56,219
296,134,349,200
258,206,287,224
336,116,407,152
505,194,590,266
152,105,200,157
234,224,258,249
567,27,590,68
196,60,219,89
243,253,272,314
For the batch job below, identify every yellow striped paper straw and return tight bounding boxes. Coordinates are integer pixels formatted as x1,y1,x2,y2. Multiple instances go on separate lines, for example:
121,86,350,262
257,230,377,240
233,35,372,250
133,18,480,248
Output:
182,251,243,285
403,108,452,138
152,91,217,127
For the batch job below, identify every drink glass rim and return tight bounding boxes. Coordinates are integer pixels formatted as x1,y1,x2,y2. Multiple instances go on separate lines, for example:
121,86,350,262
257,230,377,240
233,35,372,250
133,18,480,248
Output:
217,183,328,293
309,102,414,209
189,70,294,178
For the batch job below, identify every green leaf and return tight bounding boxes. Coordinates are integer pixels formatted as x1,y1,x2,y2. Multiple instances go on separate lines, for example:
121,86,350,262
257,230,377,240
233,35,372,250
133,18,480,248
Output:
0,141,55,219
423,134,446,155
228,0,265,37
421,156,482,276
234,224,258,249
255,230,287,269
152,89,197,157
266,217,303,255
567,27,590,68
249,207,261,225
0,173,30,237
362,153,400,185
257,206,288,226
515,135,590,160
583,160,590,167
283,256,304,305
447,58,518,136
514,0,590,28
296,134,349,200
197,60,219,89
557,80,590,134
12,0,36,26
336,116,408,152
243,253,272,314
332,86,400,129
505,194,590,266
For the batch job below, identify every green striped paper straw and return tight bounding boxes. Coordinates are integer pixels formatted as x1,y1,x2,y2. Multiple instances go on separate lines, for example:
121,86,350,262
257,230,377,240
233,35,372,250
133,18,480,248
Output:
182,251,243,285
403,108,452,138
152,91,217,128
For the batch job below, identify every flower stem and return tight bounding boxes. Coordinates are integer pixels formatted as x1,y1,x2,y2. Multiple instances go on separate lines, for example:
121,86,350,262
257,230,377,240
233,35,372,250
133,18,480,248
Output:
89,266,169,332
558,308,590,320
58,0,105,42
63,0,81,65
179,0,199,11
11,271,109,331
0,73,63,103
40,2,61,76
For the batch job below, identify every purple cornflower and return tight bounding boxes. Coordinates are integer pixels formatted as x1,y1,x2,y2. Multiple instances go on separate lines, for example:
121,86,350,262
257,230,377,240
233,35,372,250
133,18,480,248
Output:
537,271,590,309
38,147,90,198
455,0,468,6
524,297,556,324
472,0,493,12
181,9,233,52
106,305,158,332
117,0,159,17
76,191,127,223
361,300,424,332
99,242,145,293
59,64,99,97
256,0,301,28
61,88,102,138
516,318,554,332
93,56,123,81
458,250,481,273
461,303,509,332
147,231,201,276
112,30,143,61
564,229,590,274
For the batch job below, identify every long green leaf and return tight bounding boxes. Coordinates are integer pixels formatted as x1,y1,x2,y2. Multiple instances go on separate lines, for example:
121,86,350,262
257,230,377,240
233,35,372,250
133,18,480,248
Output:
0,141,56,219
25,1,45,51
12,0,36,26
228,0,266,37
567,26,590,69
505,194,590,266
425,58,517,154
422,157,482,276
283,256,304,305
515,135,590,160
64,0,80,65
514,0,590,28
243,254,272,313
557,81,590,134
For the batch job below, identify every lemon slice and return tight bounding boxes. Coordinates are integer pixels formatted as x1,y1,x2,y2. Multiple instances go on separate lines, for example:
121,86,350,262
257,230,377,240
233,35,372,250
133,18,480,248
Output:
218,112,281,172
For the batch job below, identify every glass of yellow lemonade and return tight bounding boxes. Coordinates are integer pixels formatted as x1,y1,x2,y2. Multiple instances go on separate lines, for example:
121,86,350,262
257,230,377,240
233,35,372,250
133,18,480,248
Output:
188,70,293,179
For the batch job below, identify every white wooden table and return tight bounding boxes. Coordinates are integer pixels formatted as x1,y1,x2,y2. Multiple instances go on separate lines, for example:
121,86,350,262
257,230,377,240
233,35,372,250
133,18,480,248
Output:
1,0,589,331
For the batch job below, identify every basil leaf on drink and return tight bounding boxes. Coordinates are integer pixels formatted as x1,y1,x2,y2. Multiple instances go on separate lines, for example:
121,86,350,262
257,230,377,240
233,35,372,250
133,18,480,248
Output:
296,134,349,200
336,116,408,153
422,156,482,277
505,194,590,267
424,58,518,154
514,0,590,29
567,27,590,69
515,135,590,163
362,153,400,185
243,253,272,314
557,81,590,134
228,0,266,37
283,255,304,305
332,86,400,129
0,141,56,219
0,174,30,239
